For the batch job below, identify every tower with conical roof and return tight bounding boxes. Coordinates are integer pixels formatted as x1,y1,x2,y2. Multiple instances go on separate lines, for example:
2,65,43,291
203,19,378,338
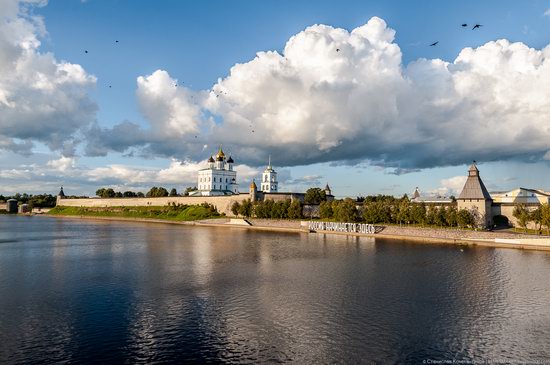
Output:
412,187,420,200
261,155,278,193
56,186,66,206
250,179,258,201
457,161,493,227
324,183,332,196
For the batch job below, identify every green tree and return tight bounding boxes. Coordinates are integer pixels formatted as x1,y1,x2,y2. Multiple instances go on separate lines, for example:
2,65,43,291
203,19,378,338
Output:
395,199,410,225
434,206,447,227
169,188,178,197
239,199,253,218
457,209,474,228
137,192,145,198
27,194,57,208
410,203,427,225
531,206,543,233
362,202,378,223
184,187,198,196
254,200,272,218
445,206,458,227
319,200,333,219
513,204,531,232
287,199,303,219
123,191,136,198
272,200,290,218
146,187,169,197
426,206,437,225
363,201,391,224
231,201,241,216
334,198,358,222
540,203,550,235
304,188,326,204
95,188,116,198
262,199,274,218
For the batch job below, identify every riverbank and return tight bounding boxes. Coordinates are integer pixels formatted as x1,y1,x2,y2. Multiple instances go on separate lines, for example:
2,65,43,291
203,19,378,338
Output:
48,205,222,221
41,213,550,252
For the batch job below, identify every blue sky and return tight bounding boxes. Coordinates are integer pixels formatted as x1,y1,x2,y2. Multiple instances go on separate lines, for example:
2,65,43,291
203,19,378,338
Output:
2,0,550,197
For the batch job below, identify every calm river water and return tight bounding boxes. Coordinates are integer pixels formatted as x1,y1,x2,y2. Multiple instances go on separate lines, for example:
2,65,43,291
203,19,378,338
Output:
1,215,550,364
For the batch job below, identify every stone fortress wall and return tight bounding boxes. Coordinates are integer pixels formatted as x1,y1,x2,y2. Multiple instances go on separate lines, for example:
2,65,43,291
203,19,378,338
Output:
492,203,540,230
56,190,309,216
57,194,252,216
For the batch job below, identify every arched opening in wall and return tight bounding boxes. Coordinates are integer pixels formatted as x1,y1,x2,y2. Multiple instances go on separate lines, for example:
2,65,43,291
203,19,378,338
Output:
493,215,510,228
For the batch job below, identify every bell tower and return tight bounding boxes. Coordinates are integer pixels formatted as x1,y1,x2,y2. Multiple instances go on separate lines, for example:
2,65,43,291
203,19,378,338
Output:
261,156,278,193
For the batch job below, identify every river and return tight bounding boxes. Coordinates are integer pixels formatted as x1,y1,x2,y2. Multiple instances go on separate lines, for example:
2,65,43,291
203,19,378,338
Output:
1,215,549,364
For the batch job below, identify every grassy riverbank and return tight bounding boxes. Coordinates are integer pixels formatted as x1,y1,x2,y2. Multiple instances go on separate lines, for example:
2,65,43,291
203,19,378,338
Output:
49,204,222,221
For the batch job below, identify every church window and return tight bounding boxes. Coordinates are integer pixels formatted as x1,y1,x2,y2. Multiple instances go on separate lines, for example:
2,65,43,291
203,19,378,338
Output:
264,176,268,182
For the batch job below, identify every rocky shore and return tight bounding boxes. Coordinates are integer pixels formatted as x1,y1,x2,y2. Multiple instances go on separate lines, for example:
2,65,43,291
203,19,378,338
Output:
376,225,547,240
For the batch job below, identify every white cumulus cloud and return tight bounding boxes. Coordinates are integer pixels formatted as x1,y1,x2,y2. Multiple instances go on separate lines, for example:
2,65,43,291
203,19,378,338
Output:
0,0,97,155
90,16,550,172
430,175,468,197
47,155,75,172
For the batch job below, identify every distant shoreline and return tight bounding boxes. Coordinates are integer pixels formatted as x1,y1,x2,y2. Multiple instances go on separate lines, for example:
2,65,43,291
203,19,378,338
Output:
39,214,550,252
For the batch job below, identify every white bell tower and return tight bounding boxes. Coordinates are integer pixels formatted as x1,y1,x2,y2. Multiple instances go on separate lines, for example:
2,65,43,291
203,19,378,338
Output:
261,155,278,193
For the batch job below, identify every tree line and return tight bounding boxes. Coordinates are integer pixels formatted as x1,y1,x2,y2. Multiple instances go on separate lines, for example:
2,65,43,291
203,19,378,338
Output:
230,192,481,229
512,203,550,233
0,193,58,208
320,197,477,228
95,186,198,198
231,199,303,219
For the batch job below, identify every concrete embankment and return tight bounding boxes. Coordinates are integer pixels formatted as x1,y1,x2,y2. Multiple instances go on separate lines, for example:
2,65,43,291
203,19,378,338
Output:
42,214,550,252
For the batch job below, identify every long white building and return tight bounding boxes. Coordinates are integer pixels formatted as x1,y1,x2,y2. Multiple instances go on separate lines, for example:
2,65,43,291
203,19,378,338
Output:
196,147,238,196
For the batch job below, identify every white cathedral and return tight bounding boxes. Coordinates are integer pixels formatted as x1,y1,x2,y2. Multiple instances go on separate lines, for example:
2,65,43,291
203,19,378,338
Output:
196,147,238,196
195,148,278,196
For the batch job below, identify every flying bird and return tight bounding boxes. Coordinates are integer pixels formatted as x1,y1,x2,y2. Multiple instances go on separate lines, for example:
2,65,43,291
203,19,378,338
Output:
336,48,340,52
84,50,88,53
472,24,483,30
115,40,119,43
429,41,439,47
461,23,468,27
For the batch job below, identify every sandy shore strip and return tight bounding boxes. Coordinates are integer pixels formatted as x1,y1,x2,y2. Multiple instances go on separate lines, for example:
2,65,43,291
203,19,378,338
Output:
41,214,550,252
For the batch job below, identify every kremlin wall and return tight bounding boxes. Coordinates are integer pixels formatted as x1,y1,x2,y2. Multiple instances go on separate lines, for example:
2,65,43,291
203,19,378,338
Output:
55,151,547,229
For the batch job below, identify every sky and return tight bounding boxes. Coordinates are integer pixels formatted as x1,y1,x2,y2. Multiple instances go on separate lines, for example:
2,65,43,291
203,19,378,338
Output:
2,0,550,198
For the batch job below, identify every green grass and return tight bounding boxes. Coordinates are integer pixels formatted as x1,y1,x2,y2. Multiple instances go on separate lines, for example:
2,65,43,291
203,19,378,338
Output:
510,227,548,235
48,204,222,221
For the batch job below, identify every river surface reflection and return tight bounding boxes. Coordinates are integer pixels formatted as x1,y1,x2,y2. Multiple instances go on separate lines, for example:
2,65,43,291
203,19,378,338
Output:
1,215,550,363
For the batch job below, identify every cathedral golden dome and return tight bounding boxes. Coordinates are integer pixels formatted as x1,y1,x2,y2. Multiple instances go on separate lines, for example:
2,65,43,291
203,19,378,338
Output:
216,146,225,159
